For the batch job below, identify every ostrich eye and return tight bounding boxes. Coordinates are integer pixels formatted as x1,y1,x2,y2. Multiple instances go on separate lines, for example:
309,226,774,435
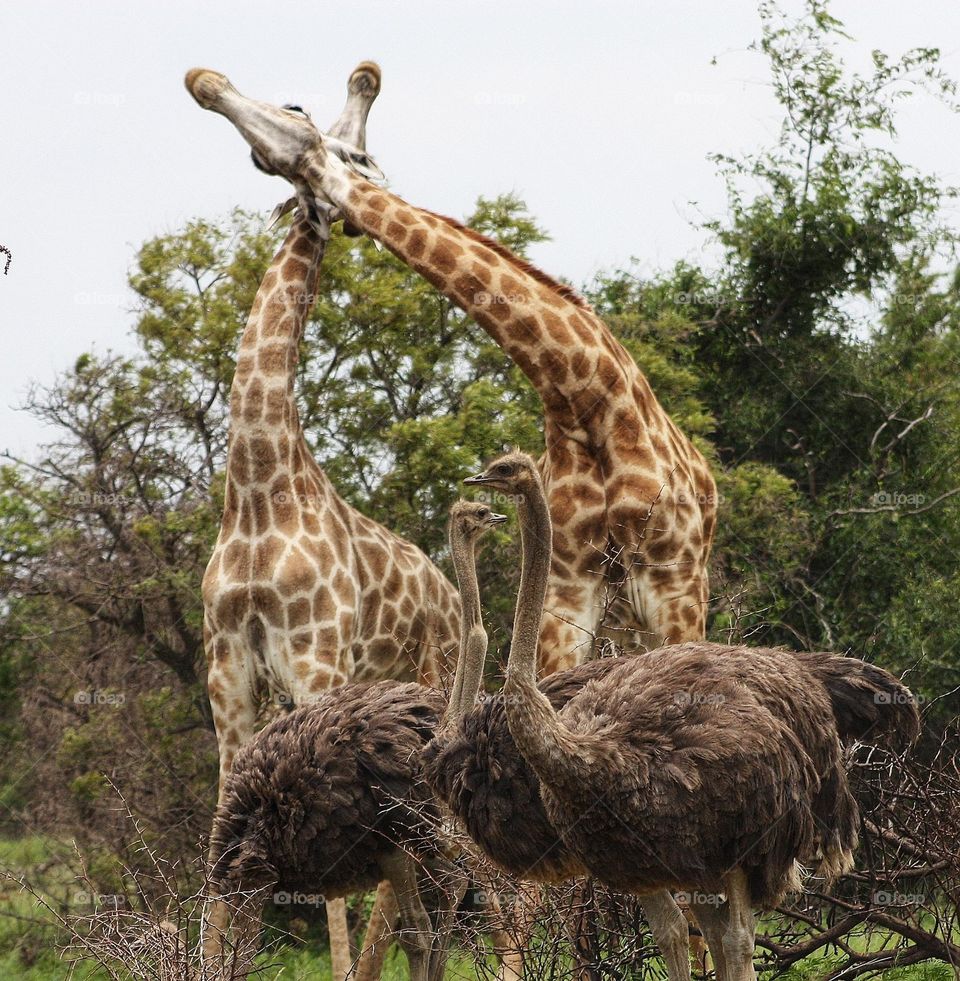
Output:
478,508,489,518
496,463,511,475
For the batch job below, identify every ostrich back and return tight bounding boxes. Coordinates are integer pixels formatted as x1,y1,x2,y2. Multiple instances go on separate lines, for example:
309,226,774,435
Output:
209,680,445,899
534,643,915,906
422,657,614,881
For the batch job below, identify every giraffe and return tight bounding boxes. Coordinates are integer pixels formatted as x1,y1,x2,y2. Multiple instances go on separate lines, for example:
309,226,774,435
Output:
184,68,717,681
196,64,460,980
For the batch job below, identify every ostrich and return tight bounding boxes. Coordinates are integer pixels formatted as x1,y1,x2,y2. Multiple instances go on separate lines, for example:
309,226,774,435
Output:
203,501,505,981
460,450,920,981
424,595,692,975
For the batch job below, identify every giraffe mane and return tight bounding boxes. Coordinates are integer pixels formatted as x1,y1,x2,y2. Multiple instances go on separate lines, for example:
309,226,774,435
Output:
424,210,589,309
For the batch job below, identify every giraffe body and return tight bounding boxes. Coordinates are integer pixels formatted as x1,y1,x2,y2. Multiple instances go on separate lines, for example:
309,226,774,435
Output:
184,67,717,673
202,215,460,786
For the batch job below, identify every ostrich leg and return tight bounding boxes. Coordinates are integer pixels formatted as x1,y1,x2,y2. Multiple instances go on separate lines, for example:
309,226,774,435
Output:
690,897,730,981
352,884,400,981
380,852,434,981
719,871,756,981
643,891,693,981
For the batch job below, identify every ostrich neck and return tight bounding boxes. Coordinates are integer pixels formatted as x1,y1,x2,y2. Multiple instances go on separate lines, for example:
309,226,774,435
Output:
446,534,487,722
503,482,593,790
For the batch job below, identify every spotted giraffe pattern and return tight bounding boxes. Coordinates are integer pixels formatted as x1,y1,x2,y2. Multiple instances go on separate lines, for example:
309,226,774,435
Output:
202,215,460,792
310,165,717,673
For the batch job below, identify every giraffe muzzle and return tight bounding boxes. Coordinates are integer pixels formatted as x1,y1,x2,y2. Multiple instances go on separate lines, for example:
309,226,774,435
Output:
184,68,231,109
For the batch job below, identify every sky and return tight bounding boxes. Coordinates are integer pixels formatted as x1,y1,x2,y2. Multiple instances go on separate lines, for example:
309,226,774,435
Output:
2,1,959,457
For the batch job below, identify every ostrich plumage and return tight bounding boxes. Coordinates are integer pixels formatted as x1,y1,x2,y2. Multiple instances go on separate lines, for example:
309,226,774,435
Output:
526,641,917,906
208,680,445,901
422,657,611,881
422,641,917,899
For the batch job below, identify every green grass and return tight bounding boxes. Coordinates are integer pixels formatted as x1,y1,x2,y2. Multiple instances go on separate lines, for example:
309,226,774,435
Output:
250,943,485,979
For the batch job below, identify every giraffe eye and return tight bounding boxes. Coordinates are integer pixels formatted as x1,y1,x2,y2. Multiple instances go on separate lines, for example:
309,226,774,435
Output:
283,104,308,117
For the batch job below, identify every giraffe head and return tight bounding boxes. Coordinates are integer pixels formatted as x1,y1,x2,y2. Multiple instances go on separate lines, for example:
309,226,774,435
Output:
184,63,383,219
448,500,508,544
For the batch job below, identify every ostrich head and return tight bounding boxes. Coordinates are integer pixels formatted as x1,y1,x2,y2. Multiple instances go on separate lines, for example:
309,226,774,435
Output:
448,500,507,542
463,450,541,498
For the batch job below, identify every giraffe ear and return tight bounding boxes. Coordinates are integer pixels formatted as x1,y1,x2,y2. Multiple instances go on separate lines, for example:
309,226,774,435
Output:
266,197,298,230
324,134,386,184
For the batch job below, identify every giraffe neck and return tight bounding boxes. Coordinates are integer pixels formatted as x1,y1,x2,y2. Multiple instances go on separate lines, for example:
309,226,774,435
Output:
305,159,645,422
225,216,327,512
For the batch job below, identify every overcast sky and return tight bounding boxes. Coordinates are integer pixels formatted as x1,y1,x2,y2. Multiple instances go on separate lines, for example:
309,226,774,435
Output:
2,1,959,457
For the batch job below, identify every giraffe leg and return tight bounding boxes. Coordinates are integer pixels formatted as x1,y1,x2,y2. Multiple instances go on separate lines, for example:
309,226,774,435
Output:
207,653,260,805
690,895,731,981
490,880,537,981
719,871,756,981
201,889,267,980
380,852,434,981
282,670,359,981
203,657,260,971
352,881,400,981
643,890,692,981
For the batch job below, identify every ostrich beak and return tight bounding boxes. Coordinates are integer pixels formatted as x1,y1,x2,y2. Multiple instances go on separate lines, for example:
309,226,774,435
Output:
487,512,508,525
463,473,492,486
